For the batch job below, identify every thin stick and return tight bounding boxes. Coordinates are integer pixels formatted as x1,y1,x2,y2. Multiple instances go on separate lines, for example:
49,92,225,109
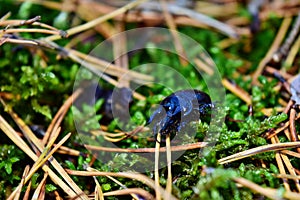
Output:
165,135,172,199
45,0,148,41
155,134,162,200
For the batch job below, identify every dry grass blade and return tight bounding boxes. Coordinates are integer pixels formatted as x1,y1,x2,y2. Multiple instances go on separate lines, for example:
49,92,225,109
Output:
218,142,300,164
65,169,177,200
103,188,154,200
234,177,300,200
0,99,88,199
0,114,80,198
26,132,72,184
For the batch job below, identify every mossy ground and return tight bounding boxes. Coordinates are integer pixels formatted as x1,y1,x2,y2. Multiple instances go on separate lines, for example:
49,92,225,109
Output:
0,1,300,199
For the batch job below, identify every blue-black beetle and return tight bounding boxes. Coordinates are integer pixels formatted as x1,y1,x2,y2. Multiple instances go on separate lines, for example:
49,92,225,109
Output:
147,89,213,140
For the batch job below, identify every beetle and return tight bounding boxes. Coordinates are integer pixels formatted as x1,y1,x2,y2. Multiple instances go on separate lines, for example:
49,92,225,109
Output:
146,89,213,141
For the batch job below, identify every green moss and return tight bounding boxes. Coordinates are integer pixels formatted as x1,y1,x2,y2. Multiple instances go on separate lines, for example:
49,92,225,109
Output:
0,1,297,199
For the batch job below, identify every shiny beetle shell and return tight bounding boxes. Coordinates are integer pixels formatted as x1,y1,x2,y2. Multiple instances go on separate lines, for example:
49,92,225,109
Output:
147,89,212,139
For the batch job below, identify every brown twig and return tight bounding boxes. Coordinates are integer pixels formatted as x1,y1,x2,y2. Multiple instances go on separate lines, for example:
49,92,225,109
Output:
85,142,208,153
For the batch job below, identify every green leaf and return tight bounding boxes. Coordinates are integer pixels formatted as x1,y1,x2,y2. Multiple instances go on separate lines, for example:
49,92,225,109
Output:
102,183,111,191
4,163,12,174
45,184,57,192
31,99,52,120
65,160,76,170
9,157,20,163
